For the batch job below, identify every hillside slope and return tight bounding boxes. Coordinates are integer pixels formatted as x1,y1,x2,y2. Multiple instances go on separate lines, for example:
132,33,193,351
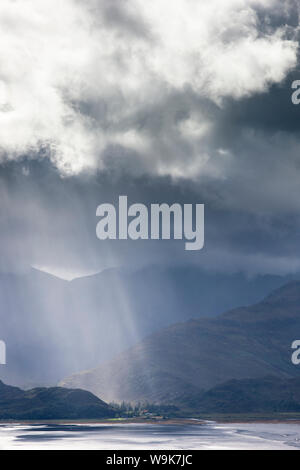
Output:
0,266,293,387
178,376,300,414
61,281,300,403
0,381,115,420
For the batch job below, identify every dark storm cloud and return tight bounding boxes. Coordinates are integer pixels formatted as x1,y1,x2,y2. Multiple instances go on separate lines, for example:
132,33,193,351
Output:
0,0,299,277
255,0,299,32
0,0,298,174
1,153,300,278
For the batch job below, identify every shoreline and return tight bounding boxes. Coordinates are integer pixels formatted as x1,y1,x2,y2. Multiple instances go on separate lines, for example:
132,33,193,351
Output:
2,416,300,426
0,418,205,426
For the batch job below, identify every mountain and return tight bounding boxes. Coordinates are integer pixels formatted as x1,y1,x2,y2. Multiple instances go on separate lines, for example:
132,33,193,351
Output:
61,281,300,404
0,266,298,387
0,380,115,420
177,376,300,414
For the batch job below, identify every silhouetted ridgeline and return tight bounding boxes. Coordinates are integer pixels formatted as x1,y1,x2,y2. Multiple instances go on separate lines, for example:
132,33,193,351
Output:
0,267,297,387
175,376,300,414
61,281,300,404
0,381,115,420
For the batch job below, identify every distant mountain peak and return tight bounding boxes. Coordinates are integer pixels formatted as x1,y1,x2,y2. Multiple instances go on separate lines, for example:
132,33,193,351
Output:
1,264,300,389
264,280,300,304
61,279,300,403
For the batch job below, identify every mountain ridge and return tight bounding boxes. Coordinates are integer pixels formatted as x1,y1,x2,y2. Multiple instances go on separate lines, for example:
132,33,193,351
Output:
60,280,300,403
0,266,299,388
176,376,300,414
0,380,116,420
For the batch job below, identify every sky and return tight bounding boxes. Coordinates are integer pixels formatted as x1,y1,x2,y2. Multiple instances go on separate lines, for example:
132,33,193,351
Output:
0,0,300,279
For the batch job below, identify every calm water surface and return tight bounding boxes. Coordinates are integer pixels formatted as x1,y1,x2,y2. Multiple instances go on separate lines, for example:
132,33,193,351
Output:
0,421,300,450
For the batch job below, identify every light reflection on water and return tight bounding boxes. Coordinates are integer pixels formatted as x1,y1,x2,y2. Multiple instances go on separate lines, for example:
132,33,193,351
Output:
0,421,300,450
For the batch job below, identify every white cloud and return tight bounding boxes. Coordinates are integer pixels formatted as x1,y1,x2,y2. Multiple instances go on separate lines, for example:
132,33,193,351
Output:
137,0,298,99
0,0,297,175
